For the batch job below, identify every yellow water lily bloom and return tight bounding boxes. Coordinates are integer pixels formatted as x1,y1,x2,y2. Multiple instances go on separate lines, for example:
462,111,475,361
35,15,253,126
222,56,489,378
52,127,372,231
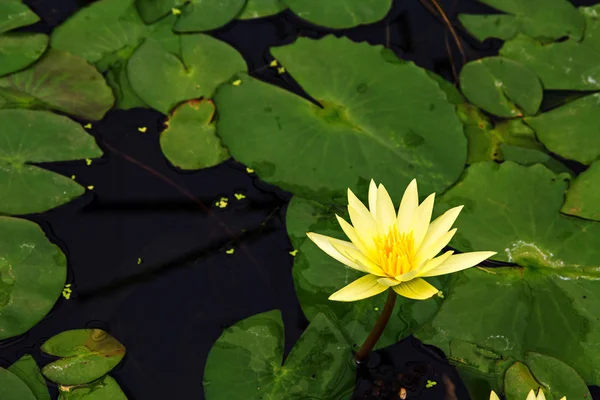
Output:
490,389,566,400
306,179,496,302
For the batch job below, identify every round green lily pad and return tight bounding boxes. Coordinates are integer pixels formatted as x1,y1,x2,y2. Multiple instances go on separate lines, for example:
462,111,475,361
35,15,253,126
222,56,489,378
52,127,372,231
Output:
203,310,354,400
160,99,229,169
0,367,37,400
0,49,114,120
0,109,102,215
460,56,542,118
8,355,50,400
174,0,246,32
521,352,591,399
561,160,600,221
238,0,286,19
41,329,126,385
0,33,48,77
0,217,66,341
282,0,392,28
0,1,39,34
504,361,540,399
58,376,128,400
215,36,467,205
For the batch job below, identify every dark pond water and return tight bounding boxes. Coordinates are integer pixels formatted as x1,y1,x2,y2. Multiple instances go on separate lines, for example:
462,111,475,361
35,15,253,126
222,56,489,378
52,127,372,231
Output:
2,0,600,399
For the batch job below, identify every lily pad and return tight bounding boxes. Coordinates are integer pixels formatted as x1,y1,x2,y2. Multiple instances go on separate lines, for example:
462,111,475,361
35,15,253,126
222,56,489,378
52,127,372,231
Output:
215,36,466,205
472,0,584,41
238,0,286,19
0,109,102,215
203,310,355,400
105,62,149,110
0,1,39,34
282,0,393,29
504,361,540,399
8,355,50,400
174,0,246,32
41,329,126,386
458,14,519,41
561,160,600,221
128,34,246,114
524,93,600,165
0,33,48,77
0,367,37,400
459,56,542,118
0,217,66,340
160,99,229,169
286,195,446,349
58,376,128,400
0,49,114,120
136,0,183,23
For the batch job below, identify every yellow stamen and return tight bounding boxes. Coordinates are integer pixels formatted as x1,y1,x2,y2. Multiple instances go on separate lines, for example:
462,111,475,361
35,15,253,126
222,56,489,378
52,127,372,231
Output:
372,227,416,276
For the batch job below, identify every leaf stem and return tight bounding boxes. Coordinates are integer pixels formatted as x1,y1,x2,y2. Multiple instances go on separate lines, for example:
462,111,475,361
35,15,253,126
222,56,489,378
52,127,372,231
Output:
354,289,397,363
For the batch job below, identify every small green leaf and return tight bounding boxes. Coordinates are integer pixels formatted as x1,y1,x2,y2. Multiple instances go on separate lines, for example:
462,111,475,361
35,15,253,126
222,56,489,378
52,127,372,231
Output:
8,355,50,400
0,367,37,400
0,1,39,34
0,49,114,120
58,376,128,400
460,56,542,118
459,14,519,41
174,0,246,32
504,361,539,400
524,352,591,399
203,310,355,400
561,160,600,221
160,99,229,169
238,0,286,19
281,0,393,29
41,329,126,386
0,33,48,77
0,217,66,340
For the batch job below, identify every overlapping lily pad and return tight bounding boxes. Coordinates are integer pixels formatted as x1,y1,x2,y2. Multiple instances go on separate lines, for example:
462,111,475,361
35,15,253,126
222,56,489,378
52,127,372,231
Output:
203,310,354,400
0,33,48,77
561,161,600,221
0,49,114,120
459,57,542,118
524,93,600,165
160,99,229,169
8,355,50,400
459,14,519,41
0,217,66,341
215,36,467,205
286,195,446,349
136,0,183,23
41,329,126,385
0,109,102,215
128,34,246,114
0,367,37,400
0,1,39,34
238,0,286,19
174,0,246,32
282,0,392,28
58,376,128,400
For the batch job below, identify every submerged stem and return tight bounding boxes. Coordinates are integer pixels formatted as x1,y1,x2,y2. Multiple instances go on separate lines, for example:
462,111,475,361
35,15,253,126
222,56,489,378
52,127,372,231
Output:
354,289,397,364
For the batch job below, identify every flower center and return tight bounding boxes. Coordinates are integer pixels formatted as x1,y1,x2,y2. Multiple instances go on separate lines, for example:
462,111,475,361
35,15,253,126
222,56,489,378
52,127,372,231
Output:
373,227,416,277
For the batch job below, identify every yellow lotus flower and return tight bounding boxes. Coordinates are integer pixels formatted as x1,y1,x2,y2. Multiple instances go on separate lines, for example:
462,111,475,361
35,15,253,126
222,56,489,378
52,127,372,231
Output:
490,389,565,400
306,179,496,302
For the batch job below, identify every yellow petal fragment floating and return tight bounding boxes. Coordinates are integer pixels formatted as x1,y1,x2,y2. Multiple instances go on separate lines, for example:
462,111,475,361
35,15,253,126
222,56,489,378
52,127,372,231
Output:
277,66,285,74
225,248,235,254
246,167,254,173
87,185,94,190
171,7,181,15
215,197,228,208
138,126,147,133
232,79,242,86
269,59,278,67
306,178,497,302
62,284,72,300
234,193,246,200
83,123,92,129
85,158,92,166
289,249,298,256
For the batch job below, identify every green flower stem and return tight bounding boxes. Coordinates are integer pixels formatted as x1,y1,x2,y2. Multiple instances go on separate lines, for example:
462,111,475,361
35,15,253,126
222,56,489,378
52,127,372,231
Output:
354,289,397,363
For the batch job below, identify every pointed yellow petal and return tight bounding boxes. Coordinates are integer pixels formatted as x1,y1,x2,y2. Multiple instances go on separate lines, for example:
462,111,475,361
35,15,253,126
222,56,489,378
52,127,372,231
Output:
536,389,547,400
336,214,376,258
415,228,457,267
420,251,496,277
368,179,378,218
348,205,378,248
526,390,537,400
415,250,454,277
489,391,500,400
397,179,418,233
376,184,396,234
409,193,435,249
329,274,387,302
392,278,439,300
418,205,463,253
306,232,363,271
558,397,566,400
348,188,370,219
329,237,385,276
377,277,400,287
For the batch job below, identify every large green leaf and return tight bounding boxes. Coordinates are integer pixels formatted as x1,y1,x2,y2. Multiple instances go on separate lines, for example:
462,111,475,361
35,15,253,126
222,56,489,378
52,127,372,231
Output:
8,355,50,400
174,0,246,32
58,376,128,400
160,99,229,169
41,329,126,386
286,195,446,349
215,36,466,205
561,160,600,221
238,0,286,19
0,1,39,34
0,367,37,400
203,310,354,400
459,56,542,118
0,49,114,120
0,217,66,340
472,0,584,41
281,0,392,29
0,109,102,215
524,93,600,165
458,14,519,41
128,34,246,114
0,33,48,77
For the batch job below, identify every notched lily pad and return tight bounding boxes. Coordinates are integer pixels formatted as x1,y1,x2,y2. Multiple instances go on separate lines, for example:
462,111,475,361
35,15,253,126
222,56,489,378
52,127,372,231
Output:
282,0,393,29
561,160,600,221
8,355,51,400
160,99,229,169
41,329,126,386
58,376,128,400
0,33,48,77
203,310,355,400
0,217,66,340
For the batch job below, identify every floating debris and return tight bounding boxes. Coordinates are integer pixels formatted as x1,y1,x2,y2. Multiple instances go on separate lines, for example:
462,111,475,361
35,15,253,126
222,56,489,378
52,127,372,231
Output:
138,126,147,133
225,248,235,254
71,175,76,180
426,380,437,388
246,167,254,173
232,79,242,86
277,66,285,74
85,158,92,166
234,193,246,200
215,197,228,208
289,249,298,256
137,258,142,265
269,60,278,67
83,123,92,129
62,284,72,300
87,185,94,190
171,7,181,15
